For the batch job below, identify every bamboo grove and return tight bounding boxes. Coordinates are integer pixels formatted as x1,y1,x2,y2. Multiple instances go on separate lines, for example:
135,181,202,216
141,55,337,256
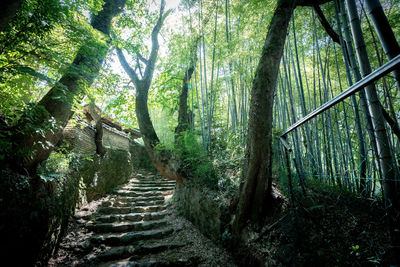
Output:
167,0,399,196
0,0,400,264
174,0,400,257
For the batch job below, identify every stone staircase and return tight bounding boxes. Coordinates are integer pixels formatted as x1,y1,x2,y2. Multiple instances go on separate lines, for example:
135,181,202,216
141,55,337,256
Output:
50,171,236,266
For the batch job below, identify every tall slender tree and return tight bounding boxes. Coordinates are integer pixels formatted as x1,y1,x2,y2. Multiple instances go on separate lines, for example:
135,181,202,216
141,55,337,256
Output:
364,0,400,90
117,0,189,182
175,37,201,138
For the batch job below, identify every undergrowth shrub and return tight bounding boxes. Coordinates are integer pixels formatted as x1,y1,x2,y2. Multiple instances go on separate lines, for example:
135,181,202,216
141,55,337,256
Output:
210,127,244,188
175,130,219,190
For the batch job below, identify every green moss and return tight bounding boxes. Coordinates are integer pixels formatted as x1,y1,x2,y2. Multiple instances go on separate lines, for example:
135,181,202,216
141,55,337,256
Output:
175,130,219,190
76,148,133,201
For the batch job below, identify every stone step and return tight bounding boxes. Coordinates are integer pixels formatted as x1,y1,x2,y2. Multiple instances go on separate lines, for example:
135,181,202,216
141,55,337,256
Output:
111,196,166,203
95,242,185,262
89,227,174,246
129,177,175,182
95,211,170,223
108,200,166,208
114,190,173,197
98,205,167,215
87,219,168,233
127,182,176,187
119,186,175,193
129,178,176,183
123,183,175,188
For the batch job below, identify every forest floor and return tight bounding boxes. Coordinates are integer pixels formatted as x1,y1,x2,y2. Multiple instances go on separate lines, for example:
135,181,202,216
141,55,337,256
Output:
48,170,235,267
244,180,391,266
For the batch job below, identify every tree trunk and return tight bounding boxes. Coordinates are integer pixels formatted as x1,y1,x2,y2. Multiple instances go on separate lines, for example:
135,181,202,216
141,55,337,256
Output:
365,0,400,90
175,66,196,138
334,0,367,190
11,0,126,174
117,0,186,183
340,0,383,188
175,37,200,140
88,101,106,156
136,84,186,183
233,0,296,234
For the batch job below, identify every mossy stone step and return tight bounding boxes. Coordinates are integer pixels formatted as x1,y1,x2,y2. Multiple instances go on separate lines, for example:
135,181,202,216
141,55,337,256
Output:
128,178,176,184
89,227,174,246
111,196,165,203
87,219,168,233
127,183,176,188
121,186,175,191
95,211,169,223
98,205,167,215
108,259,191,267
114,191,173,197
129,180,175,185
108,200,166,208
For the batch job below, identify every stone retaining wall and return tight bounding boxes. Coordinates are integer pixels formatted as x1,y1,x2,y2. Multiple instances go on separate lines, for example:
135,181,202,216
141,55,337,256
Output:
174,182,230,244
63,122,97,155
63,118,131,155
77,148,133,202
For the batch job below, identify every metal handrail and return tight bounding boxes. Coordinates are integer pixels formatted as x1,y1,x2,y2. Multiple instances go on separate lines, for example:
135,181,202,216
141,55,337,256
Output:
280,54,400,140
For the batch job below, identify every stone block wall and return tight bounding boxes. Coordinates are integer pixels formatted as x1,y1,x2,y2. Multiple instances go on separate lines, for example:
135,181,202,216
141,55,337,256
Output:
103,125,130,151
77,148,133,202
63,119,131,155
63,122,97,155
174,182,230,244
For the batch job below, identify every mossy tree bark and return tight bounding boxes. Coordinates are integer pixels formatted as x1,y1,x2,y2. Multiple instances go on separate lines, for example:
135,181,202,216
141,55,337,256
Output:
175,37,200,140
233,0,334,235
233,0,297,234
10,0,126,174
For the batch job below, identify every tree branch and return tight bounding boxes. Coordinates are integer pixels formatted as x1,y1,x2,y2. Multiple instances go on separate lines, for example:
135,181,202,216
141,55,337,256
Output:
144,0,166,85
136,56,144,78
116,47,140,87
136,52,148,65
313,4,340,44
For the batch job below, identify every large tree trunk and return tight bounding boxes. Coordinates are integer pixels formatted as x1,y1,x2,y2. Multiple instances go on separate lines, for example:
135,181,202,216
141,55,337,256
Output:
175,38,200,139
136,84,186,183
233,0,296,234
232,0,334,236
11,0,126,174
0,0,22,32
175,66,196,138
